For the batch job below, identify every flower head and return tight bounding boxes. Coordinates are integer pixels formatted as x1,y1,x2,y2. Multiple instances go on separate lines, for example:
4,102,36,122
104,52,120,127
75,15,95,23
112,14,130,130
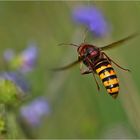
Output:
1,72,30,93
3,42,38,74
72,6,110,37
0,72,30,105
19,42,38,73
20,97,50,127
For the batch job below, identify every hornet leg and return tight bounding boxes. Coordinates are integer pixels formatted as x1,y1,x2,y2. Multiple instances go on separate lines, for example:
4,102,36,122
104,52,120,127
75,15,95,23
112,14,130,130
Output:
80,62,93,74
92,73,100,91
102,52,130,72
80,62,100,90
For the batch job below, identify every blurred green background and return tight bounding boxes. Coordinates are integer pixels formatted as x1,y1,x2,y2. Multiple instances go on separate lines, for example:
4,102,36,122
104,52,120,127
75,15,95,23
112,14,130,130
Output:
0,1,140,139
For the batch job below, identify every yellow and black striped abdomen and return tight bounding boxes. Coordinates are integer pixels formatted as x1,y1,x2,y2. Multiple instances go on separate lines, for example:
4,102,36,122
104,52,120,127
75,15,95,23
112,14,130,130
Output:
95,59,119,99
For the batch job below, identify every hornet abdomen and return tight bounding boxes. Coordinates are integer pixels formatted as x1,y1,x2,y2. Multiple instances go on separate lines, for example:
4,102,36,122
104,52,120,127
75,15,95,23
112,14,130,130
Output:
95,59,119,99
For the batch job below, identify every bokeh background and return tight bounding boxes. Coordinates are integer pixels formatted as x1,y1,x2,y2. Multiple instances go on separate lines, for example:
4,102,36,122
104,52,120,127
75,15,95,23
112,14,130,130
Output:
0,1,140,139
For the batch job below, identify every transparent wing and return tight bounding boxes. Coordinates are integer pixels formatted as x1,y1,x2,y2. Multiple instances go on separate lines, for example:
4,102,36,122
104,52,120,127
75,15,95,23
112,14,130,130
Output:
101,33,138,50
52,57,83,71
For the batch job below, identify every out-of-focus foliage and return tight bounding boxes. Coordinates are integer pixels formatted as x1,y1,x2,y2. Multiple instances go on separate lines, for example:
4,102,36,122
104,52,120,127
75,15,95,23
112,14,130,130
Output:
0,1,140,139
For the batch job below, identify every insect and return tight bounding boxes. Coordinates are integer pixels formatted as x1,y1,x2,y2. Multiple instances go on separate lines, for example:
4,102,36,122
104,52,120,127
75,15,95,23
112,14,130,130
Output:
53,33,137,99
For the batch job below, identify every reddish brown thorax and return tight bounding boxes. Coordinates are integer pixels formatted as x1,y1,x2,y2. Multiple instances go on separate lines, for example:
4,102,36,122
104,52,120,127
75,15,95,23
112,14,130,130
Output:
77,43,100,59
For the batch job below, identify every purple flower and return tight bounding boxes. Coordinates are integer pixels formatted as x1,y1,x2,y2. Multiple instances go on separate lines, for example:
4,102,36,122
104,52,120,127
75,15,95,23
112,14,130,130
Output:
0,72,30,94
20,42,38,73
3,42,38,74
20,97,50,127
72,6,110,37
